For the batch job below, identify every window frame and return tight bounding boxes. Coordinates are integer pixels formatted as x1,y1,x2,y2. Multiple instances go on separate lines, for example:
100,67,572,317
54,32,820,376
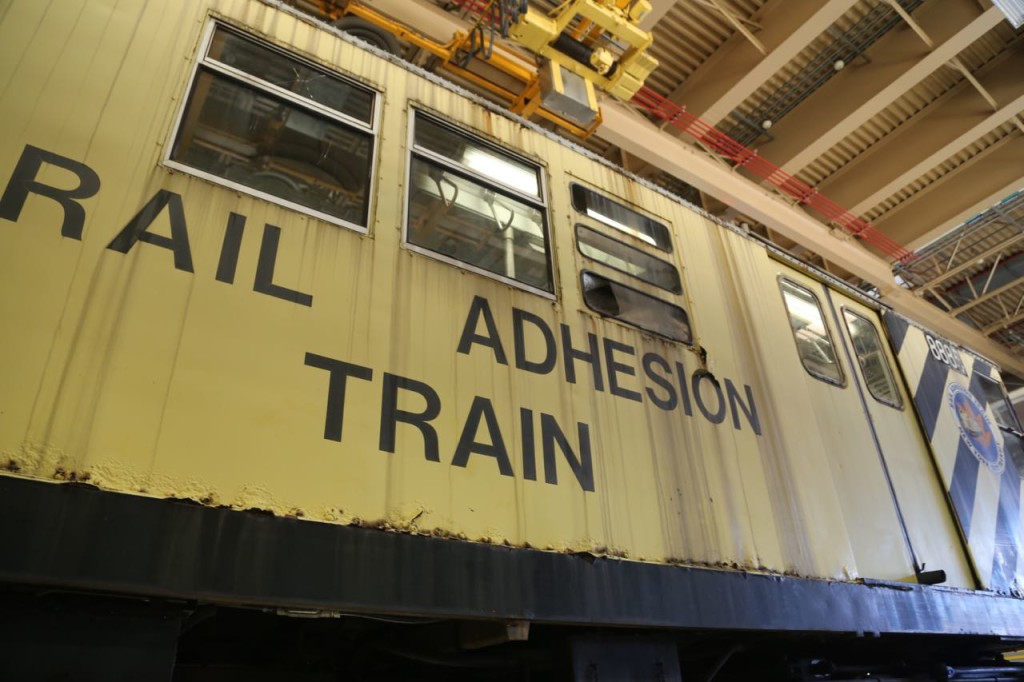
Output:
574,223,683,294
974,373,1024,479
569,182,673,253
778,277,847,388
841,307,904,410
163,20,381,233
976,373,1024,432
402,108,555,298
580,270,692,344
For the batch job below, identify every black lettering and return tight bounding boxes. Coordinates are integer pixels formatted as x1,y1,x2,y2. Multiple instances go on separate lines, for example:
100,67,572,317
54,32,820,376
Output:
513,307,556,375
675,361,693,416
457,296,507,365
560,324,603,390
107,189,193,272
254,224,313,306
604,338,641,402
726,379,762,435
692,370,726,425
380,373,442,462
304,353,373,441
642,352,677,411
451,396,513,477
215,212,246,284
0,145,100,240
520,408,537,481
541,414,594,492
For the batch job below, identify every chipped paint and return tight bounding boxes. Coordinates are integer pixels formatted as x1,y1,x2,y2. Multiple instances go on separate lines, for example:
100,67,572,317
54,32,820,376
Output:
3,443,75,479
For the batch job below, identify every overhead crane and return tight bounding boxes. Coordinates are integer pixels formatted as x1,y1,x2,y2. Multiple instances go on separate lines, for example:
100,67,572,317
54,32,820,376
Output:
294,0,659,137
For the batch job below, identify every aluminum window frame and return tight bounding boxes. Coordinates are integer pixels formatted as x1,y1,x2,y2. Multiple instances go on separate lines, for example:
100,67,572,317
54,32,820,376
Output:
975,373,1024,479
779,277,847,388
402,108,555,298
976,373,1024,431
580,270,692,344
569,182,673,253
841,307,904,410
574,224,683,294
164,20,381,233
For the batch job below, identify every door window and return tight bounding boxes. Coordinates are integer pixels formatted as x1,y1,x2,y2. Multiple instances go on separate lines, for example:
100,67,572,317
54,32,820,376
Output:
780,279,845,386
843,309,902,408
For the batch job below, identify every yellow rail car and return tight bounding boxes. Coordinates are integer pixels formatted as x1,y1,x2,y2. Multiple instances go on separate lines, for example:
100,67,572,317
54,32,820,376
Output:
0,0,1022,678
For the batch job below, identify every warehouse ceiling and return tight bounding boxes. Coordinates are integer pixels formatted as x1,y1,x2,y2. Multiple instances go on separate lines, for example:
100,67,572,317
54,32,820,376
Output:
356,0,1024,376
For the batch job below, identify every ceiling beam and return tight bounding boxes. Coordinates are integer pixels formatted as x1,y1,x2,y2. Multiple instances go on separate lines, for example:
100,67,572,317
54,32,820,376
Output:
870,133,1024,251
951,277,1024,316
814,44,1024,212
363,0,460,39
754,1,1003,172
982,308,1024,336
920,232,1024,292
663,0,857,126
598,100,893,283
638,0,678,30
700,0,767,54
596,100,1024,376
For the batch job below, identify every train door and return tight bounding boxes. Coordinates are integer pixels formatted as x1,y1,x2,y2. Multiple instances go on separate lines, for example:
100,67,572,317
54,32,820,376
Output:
883,313,1024,593
776,270,973,586
829,292,975,589
776,270,913,581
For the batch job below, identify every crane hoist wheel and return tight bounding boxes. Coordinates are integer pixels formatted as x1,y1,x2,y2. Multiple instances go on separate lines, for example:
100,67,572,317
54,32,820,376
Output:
334,15,402,56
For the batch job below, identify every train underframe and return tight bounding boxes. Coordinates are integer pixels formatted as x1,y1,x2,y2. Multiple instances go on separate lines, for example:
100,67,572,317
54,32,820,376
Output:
2,476,1022,681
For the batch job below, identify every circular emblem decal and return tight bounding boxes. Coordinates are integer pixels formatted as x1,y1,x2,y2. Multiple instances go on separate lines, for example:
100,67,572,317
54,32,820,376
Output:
947,383,1004,474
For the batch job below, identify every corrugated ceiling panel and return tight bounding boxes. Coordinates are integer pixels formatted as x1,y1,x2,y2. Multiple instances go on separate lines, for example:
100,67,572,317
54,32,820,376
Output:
725,0,882,138
646,0,768,95
865,123,1019,222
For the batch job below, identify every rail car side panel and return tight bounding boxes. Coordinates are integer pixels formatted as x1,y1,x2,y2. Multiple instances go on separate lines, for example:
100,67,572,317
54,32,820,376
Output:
0,0,980,594
885,313,1024,593
713,237,915,582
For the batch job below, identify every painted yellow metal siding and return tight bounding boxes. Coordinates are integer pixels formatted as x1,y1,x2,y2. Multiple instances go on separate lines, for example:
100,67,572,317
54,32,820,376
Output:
0,0,970,586
836,295,975,589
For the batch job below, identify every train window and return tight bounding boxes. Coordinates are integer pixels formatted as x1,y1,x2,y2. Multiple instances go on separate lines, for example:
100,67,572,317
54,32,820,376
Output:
570,184,672,252
976,375,1024,477
167,24,378,230
976,375,1022,431
576,225,682,293
779,280,845,386
406,112,552,294
581,272,691,343
842,309,902,408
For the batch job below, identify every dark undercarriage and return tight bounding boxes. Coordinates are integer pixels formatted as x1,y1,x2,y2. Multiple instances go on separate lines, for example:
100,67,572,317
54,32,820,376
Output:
1,476,1022,681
